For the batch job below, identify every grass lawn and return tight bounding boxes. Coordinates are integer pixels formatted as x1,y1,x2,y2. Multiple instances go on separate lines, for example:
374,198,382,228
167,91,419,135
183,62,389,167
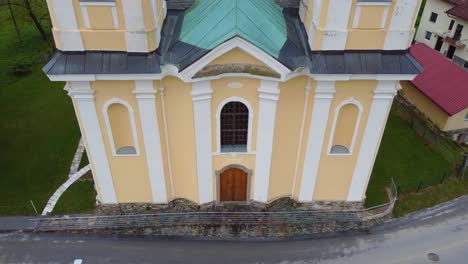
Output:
0,10,96,215
366,111,467,210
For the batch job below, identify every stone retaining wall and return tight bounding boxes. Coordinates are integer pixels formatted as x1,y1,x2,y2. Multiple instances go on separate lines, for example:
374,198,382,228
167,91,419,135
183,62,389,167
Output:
33,197,393,239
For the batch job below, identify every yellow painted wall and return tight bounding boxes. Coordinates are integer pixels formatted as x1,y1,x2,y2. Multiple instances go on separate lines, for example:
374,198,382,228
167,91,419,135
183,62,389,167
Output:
209,48,267,67
401,81,468,132
268,77,308,200
91,81,153,203
358,6,385,29
400,81,449,130
292,81,316,199
107,103,134,150
346,30,387,50
82,31,127,51
332,104,359,149
154,81,174,200
162,78,199,203
313,81,376,201
445,109,468,131
87,6,114,30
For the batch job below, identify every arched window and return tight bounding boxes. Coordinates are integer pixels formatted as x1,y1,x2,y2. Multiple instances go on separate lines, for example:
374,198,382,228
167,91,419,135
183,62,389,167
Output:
220,101,249,153
329,99,363,155
103,99,139,156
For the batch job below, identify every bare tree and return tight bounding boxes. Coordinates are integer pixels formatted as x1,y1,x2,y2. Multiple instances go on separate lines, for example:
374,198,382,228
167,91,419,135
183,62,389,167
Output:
7,0,22,42
0,0,49,41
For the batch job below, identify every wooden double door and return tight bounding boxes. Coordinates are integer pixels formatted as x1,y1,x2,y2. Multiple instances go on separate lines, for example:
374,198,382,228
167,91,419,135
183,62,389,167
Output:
219,168,248,202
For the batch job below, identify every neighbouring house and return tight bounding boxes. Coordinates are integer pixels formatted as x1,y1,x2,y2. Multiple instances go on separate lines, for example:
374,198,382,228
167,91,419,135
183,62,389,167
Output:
415,0,468,70
401,43,468,143
42,0,422,209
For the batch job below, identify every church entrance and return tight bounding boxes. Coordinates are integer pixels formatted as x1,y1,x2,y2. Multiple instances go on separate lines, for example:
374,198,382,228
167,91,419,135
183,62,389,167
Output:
219,168,248,202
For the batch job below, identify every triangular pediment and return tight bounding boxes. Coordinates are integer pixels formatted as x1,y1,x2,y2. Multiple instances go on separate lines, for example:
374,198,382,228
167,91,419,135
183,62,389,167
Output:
181,37,290,81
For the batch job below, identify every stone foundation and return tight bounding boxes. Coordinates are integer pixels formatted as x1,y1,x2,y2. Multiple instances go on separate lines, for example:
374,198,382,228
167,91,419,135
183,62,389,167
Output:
96,198,365,215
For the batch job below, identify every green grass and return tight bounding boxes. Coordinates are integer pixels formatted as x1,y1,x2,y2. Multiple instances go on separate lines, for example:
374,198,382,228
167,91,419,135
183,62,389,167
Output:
0,9,96,215
394,177,468,217
366,111,463,208
53,181,97,215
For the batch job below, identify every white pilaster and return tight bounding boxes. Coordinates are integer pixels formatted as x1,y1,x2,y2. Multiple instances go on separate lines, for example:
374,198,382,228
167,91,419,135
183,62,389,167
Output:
121,0,149,52
253,80,280,203
384,0,420,50
347,81,398,202
298,81,336,202
191,81,214,204
133,80,168,204
51,0,84,51
69,81,117,204
321,0,353,50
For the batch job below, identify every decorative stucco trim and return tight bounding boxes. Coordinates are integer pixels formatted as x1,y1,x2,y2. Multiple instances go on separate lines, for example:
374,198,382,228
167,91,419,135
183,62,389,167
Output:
68,81,117,204
215,97,254,154
298,81,336,202
215,164,253,203
191,81,214,204
133,80,168,203
102,98,141,157
253,80,280,203
159,85,175,199
347,80,397,202
327,98,364,156
181,37,291,81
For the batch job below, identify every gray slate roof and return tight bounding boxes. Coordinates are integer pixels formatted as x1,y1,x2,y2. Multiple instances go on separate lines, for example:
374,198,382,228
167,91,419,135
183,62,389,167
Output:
43,6,422,77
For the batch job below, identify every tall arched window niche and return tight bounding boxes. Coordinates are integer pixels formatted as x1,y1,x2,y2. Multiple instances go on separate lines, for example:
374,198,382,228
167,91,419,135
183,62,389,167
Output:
216,97,253,154
328,98,363,155
103,98,140,156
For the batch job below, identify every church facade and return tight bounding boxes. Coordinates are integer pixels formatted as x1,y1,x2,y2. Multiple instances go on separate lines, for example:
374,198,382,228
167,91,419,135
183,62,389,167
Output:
43,0,423,206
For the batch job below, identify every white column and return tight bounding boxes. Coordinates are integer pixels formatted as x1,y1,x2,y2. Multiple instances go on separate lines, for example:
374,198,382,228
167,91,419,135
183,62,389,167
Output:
298,81,336,202
321,0,353,50
348,81,397,202
69,81,117,204
384,0,420,50
253,80,280,203
51,0,84,50
133,80,168,204
191,81,214,204
121,0,149,52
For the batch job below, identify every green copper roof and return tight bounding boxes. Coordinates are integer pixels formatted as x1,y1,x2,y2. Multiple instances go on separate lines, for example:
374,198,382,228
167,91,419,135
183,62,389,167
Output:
180,0,287,58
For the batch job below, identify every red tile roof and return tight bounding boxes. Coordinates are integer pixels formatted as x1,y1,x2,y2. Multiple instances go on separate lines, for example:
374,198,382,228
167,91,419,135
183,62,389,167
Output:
409,43,468,116
443,0,468,21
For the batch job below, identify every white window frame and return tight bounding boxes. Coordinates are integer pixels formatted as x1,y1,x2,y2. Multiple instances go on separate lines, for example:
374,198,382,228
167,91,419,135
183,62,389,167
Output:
327,98,364,156
102,98,140,157
215,97,254,155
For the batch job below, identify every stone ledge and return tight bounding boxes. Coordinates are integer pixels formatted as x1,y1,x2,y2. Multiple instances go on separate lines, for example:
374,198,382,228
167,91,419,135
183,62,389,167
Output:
96,198,365,215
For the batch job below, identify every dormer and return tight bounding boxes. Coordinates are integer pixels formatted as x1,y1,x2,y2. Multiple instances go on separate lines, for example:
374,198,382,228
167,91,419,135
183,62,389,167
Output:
46,0,167,52
299,0,423,50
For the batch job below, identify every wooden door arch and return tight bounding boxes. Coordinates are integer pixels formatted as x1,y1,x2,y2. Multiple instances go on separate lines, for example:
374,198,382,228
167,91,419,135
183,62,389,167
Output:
217,165,252,202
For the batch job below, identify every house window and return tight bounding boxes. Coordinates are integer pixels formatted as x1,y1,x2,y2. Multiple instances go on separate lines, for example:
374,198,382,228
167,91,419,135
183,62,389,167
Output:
103,99,139,156
329,100,363,155
465,112,468,121
429,12,438,23
449,20,455,30
220,101,249,153
425,31,432,40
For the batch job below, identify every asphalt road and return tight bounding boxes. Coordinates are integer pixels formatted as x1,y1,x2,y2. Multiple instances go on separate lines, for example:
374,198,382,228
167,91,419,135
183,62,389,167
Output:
1,196,467,264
